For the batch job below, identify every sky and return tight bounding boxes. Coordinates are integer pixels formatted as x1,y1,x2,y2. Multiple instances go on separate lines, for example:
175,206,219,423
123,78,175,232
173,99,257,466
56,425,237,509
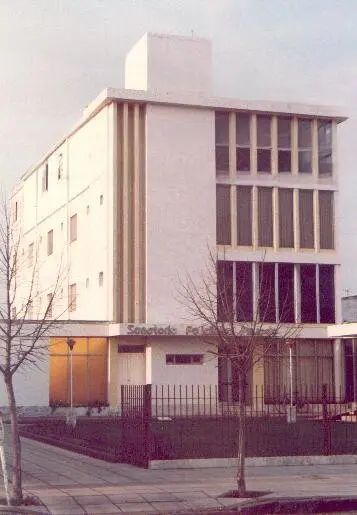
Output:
0,0,356,291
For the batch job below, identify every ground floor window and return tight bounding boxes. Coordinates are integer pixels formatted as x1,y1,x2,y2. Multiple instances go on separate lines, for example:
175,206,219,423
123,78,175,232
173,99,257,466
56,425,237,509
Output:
345,339,357,402
49,337,108,407
264,339,334,402
218,357,252,402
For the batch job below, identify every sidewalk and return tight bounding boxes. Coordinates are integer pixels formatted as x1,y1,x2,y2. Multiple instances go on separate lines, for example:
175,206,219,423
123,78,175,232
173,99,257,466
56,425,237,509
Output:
1,437,357,513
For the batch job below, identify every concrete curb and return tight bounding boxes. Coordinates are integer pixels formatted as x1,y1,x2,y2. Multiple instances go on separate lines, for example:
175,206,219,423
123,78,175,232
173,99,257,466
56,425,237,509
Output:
149,454,357,469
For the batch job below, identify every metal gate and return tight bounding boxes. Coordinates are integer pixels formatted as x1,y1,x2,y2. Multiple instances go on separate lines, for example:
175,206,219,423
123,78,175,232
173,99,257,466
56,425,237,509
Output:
120,384,151,467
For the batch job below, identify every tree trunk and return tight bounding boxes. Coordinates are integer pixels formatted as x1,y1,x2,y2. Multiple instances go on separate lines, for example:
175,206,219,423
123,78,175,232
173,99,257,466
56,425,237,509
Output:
4,375,23,505
236,376,247,496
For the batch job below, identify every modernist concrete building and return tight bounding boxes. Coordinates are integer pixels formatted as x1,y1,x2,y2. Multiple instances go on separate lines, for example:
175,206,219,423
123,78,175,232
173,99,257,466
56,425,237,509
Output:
6,33,349,409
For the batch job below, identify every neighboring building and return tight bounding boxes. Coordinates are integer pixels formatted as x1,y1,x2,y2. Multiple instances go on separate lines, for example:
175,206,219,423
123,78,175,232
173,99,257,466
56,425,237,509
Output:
7,33,348,409
342,295,357,322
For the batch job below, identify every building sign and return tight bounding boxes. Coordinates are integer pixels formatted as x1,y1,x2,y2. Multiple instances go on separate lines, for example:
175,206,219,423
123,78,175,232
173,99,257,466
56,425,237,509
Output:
123,324,216,337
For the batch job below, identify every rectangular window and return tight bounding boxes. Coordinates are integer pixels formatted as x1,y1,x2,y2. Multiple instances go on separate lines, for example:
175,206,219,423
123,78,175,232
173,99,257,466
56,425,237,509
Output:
319,265,335,323
217,261,233,321
236,113,250,172
58,153,63,180
47,229,53,256
69,283,77,312
257,116,271,173
298,119,312,174
277,117,291,173
278,189,294,248
318,120,332,176
49,337,108,406
166,354,204,365
299,189,314,249
300,264,317,323
258,187,273,246
236,262,253,322
70,214,77,243
236,186,252,246
28,243,34,267
216,185,231,245
42,163,49,191
278,263,294,323
258,262,276,322
319,191,334,249
215,112,229,174
14,201,18,221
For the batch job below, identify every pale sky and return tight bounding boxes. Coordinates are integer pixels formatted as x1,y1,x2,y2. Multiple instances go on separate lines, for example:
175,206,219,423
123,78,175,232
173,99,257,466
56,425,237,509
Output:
0,0,356,291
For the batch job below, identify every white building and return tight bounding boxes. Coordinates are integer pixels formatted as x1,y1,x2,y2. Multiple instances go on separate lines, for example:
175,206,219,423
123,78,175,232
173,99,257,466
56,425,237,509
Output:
7,33,349,410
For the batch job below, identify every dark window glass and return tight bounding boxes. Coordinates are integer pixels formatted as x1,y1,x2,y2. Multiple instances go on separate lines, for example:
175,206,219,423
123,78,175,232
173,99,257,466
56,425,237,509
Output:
279,189,294,248
216,146,229,172
299,150,312,174
319,265,335,323
278,150,291,173
319,191,334,249
257,116,271,147
278,264,294,322
236,148,250,171
236,262,253,322
215,112,229,144
259,263,276,322
318,120,332,149
318,150,332,176
257,149,271,172
344,339,357,402
217,261,233,321
278,117,291,148
166,354,203,365
299,190,314,249
300,264,317,323
298,119,312,148
236,113,250,146
216,185,231,245
236,186,252,246
258,188,273,246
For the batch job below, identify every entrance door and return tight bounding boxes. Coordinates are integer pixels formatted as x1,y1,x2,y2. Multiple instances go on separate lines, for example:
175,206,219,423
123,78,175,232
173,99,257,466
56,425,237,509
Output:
118,352,146,386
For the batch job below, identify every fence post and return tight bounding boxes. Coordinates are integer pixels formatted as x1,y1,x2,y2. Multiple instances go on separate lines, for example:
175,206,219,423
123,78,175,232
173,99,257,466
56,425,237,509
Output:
143,384,152,468
322,383,331,456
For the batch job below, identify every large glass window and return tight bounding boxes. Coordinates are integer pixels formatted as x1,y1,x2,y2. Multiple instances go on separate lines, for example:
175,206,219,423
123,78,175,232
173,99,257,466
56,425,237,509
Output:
217,261,233,321
258,188,273,246
236,186,252,246
49,337,108,406
319,190,334,249
279,189,294,248
278,263,294,323
298,119,312,174
257,115,271,173
216,185,231,245
215,112,229,174
277,117,291,173
319,265,335,323
318,120,332,176
236,113,250,172
300,264,317,323
258,262,276,322
299,189,314,249
236,262,253,322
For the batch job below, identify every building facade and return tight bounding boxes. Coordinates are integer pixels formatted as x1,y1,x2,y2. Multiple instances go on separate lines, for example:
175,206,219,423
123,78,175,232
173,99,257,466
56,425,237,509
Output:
7,33,348,409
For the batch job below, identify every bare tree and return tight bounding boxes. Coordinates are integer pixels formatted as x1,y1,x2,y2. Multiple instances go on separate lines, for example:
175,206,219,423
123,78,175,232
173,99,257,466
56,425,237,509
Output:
0,198,66,505
179,250,301,497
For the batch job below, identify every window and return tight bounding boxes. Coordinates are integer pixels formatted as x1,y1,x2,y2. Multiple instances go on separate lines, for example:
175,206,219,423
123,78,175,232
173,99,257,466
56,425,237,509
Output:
215,112,229,174
278,263,295,323
218,357,252,402
298,119,312,173
319,265,335,323
69,283,77,312
277,117,291,173
319,191,334,249
49,337,108,406
217,261,253,323
70,214,77,242
217,261,233,321
216,185,231,245
236,186,252,246
14,201,18,221
28,243,34,267
257,115,271,173
299,189,314,249
258,263,276,322
98,272,104,287
236,262,253,322
42,163,49,192
279,189,294,248
166,354,204,365
47,230,53,256
258,187,273,246
344,340,357,402
46,293,53,319
300,264,317,323
58,153,63,180
318,120,332,176
236,113,250,172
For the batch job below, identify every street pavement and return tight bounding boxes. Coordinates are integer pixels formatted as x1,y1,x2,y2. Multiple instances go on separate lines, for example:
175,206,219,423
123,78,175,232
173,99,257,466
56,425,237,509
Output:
1,437,357,513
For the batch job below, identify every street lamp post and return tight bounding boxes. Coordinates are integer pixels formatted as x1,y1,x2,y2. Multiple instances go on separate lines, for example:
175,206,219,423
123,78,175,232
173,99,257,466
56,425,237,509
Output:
66,338,76,427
